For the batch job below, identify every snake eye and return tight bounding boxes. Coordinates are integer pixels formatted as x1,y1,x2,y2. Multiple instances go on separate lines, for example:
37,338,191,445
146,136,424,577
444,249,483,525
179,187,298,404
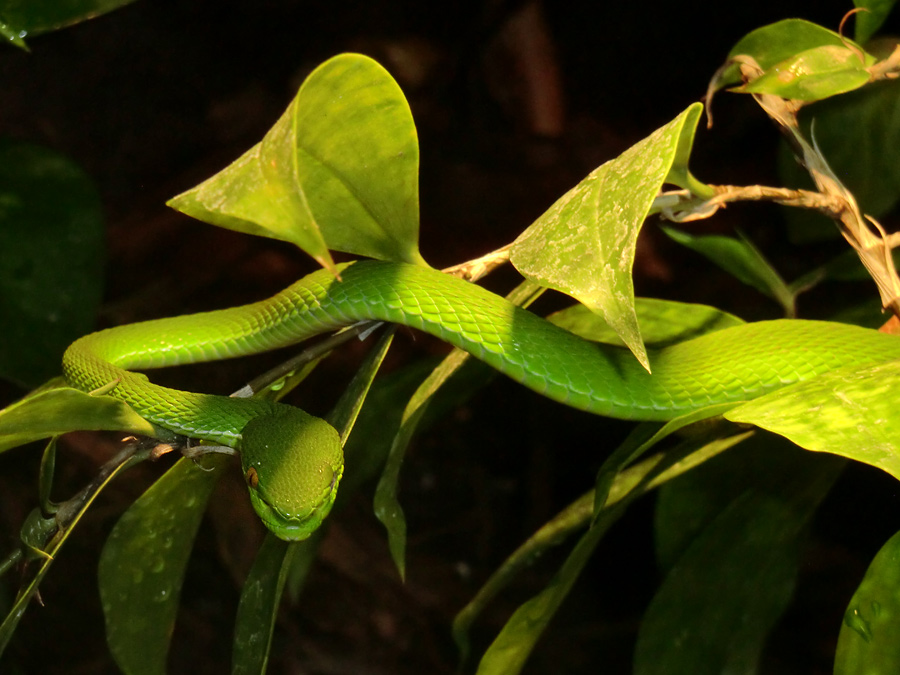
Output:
245,466,259,489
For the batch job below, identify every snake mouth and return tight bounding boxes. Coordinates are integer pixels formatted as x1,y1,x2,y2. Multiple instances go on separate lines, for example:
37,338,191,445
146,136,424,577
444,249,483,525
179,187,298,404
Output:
248,464,343,541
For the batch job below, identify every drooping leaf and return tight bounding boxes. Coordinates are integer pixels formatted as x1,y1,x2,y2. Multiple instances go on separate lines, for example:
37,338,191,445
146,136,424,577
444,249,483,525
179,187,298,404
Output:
99,455,227,675
169,53,424,273
0,383,157,453
511,103,706,371
472,431,750,675
726,359,900,479
232,535,295,675
0,140,104,387
374,280,542,579
661,227,795,316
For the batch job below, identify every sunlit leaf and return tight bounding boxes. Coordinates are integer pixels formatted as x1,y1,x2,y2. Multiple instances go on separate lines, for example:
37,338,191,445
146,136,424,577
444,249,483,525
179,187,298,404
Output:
99,456,227,675
737,45,871,101
511,103,705,371
716,19,874,89
0,140,104,387
726,359,900,479
547,298,743,346
169,53,424,272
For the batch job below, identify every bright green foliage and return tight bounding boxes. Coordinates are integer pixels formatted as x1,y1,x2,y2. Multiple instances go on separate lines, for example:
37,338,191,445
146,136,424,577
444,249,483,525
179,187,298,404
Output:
737,45,872,101
511,103,707,371
169,54,424,273
727,360,900,480
718,19,874,94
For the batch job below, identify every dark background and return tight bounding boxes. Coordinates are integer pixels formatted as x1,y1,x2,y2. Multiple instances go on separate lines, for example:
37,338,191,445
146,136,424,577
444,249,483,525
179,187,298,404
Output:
2,1,899,673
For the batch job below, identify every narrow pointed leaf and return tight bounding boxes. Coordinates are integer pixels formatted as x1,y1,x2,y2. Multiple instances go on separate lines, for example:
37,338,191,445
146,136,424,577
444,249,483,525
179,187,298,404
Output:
662,227,795,315
0,384,157,453
99,456,227,675
511,103,704,371
474,432,749,675
232,534,295,675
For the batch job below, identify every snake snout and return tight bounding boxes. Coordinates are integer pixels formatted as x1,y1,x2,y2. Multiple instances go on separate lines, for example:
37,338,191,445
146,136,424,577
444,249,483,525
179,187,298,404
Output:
239,409,344,541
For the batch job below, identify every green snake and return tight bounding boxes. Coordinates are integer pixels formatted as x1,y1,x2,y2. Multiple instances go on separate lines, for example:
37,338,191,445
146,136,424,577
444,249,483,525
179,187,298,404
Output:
63,260,900,540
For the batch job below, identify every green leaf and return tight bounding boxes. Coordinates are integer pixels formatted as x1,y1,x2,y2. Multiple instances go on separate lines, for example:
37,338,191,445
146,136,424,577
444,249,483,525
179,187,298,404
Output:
510,103,705,371
636,438,843,675
473,431,749,675
0,18,27,50
0,0,138,42
0,439,144,660
661,227,795,316
737,45,871,101
726,359,900,480
0,383,157,453
854,0,896,44
717,19,874,89
169,53,424,272
835,527,900,673
373,347,471,580
99,456,227,675
232,534,295,675
548,297,743,346
0,140,104,387
373,280,542,579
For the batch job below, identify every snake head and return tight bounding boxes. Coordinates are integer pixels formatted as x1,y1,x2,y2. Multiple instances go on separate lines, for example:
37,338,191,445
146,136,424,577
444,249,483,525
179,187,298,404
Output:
239,409,343,541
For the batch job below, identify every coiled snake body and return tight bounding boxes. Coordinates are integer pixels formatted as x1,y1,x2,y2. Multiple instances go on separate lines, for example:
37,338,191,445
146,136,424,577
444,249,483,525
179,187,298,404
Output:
63,261,900,539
